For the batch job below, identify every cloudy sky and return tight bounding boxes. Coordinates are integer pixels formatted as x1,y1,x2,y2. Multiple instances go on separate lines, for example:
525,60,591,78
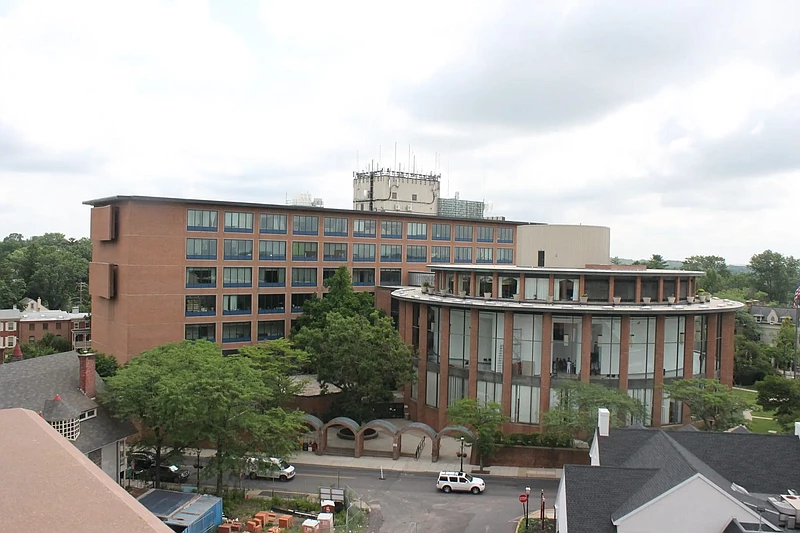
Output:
1,0,799,264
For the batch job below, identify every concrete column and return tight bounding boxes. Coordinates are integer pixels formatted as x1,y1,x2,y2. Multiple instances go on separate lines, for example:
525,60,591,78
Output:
320,428,328,455
392,435,402,460
540,313,553,416
608,276,616,303
354,432,364,458
580,314,592,381
706,314,718,379
418,305,429,421
683,315,696,424
468,309,479,397
658,277,664,303
619,316,630,392
431,438,440,462
501,311,514,418
720,312,735,388
438,307,451,429
635,277,642,303
652,316,666,427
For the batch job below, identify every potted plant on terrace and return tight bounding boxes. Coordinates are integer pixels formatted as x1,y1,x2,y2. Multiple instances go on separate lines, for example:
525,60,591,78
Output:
697,289,708,303
422,281,432,294
667,294,676,304
613,296,622,305
580,293,589,303
642,296,652,304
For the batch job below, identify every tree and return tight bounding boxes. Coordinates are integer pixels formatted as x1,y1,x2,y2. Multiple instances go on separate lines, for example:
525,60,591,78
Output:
294,311,415,422
681,255,730,294
237,339,309,405
0,278,25,309
770,317,798,374
735,309,761,342
610,257,622,265
543,381,645,441
94,353,120,378
662,379,750,431
756,375,800,431
18,333,73,359
646,254,668,270
748,250,800,304
734,335,775,386
447,398,507,471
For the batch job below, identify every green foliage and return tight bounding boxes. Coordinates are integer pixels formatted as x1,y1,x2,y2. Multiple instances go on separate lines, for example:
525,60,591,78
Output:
681,255,730,293
237,339,309,405
496,432,573,448
447,398,507,469
94,353,120,378
748,250,800,304
755,375,800,431
646,254,668,270
543,381,645,441
18,333,73,359
769,317,799,372
734,335,776,386
663,379,750,431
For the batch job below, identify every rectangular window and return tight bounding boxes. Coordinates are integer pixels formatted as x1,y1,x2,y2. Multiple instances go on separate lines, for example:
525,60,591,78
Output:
292,242,318,261
629,317,657,379
258,267,286,287
381,220,403,238
185,295,216,317
222,294,252,315
323,243,348,261
258,320,285,341
412,193,418,201
186,238,217,260
454,246,472,263
224,212,254,233
431,246,450,263
406,245,427,263
187,209,218,231
512,313,543,377
353,243,376,262
380,244,402,262
223,239,253,260
292,267,318,287
426,370,439,407
432,223,451,241
222,322,251,343
538,250,545,267
259,240,286,261
323,268,337,282
293,215,319,235
291,293,314,312
353,268,375,286
590,317,621,378
477,226,494,243
223,267,252,288
380,268,402,285
185,323,215,342
42,323,48,331
407,222,427,240
186,267,216,288
260,213,287,234
353,219,376,237
323,217,348,236
497,248,513,264
498,227,513,243
55,322,61,330
455,225,473,242
258,293,285,313
477,247,493,264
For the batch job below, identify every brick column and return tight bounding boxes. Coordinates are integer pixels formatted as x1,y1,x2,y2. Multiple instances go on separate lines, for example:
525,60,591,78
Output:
579,275,585,298
518,275,526,300
720,312,735,388
470,271,476,296
706,314,718,379
652,316,666,427
608,276,616,303
417,305,429,421
438,307,451,429
548,275,555,300
682,315,695,424
540,313,553,416
635,277,642,303
468,309,479,397
501,311,514,418
658,277,664,303
403,302,413,345
492,273,499,298
580,314,592,381
619,316,630,392
676,278,682,302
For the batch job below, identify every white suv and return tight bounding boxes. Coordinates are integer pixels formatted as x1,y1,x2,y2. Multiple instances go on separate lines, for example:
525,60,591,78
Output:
436,471,486,494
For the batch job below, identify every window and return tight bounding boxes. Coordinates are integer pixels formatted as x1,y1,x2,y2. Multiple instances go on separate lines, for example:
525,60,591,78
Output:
412,193,418,201
292,242,318,261
454,247,472,263
42,323,49,331
223,267,252,287
555,277,579,301
426,370,439,407
6,321,16,332
29,324,35,331
455,225,473,242
432,223,451,241
552,316,583,377
293,215,319,235
291,293,314,312
538,250,545,267
353,268,375,286
223,239,253,260
324,217,348,236
50,417,80,441
186,238,217,260
407,222,427,240
629,317,657,379
478,311,505,373
222,294,252,315
78,408,97,421
259,240,286,260
381,220,403,238
260,213,287,234
512,384,541,424
498,227,513,243
500,276,518,298
380,268,402,285
186,323,215,342
28,335,34,343
224,212,254,233
512,313,543,377
258,320,285,341
187,209,218,231
185,295,216,316
353,243,376,262
585,276,609,301
7,336,16,347
664,317,686,378
406,245,427,263
258,267,285,287
322,268,337,282
391,192,397,200
323,243,348,261
353,219,376,237
431,246,450,263
380,244,402,262
222,322,251,343
292,267,318,287
258,294,285,313
497,248,513,264
186,267,216,288
477,226,494,242
477,247,493,264
590,317,621,378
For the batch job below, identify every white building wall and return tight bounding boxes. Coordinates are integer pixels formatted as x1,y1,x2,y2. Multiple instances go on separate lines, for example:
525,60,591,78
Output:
99,441,121,481
353,173,440,215
515,225,611,268
555,475,568,533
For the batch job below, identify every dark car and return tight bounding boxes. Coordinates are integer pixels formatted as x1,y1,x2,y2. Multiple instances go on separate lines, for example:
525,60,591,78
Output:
126,452,155,478
148,464,191,484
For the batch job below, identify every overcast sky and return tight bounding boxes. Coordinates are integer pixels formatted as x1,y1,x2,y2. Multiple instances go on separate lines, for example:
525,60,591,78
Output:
1,0,799,264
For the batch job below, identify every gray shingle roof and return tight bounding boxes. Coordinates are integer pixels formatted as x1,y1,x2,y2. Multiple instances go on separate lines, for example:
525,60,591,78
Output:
0,309,22,320
43,395,80,421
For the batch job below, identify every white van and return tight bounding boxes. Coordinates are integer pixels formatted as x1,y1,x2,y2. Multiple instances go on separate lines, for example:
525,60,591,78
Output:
244,456,296,481
436,471,485,494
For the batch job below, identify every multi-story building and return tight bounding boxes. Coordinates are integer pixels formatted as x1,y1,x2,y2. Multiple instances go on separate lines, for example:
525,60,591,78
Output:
85,195,553,363
437,192,485,219
353,169,441,215
19,307,90,348
0,309,21,352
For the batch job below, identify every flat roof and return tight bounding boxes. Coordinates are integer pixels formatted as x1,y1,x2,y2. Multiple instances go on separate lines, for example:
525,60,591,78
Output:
83,195,539,225
428,264,705,277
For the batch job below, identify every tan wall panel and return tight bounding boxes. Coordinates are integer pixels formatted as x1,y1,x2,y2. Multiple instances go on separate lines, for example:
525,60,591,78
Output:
515,225,611,267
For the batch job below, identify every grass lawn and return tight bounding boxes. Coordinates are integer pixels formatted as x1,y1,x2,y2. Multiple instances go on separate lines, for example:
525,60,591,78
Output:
732,387,785,434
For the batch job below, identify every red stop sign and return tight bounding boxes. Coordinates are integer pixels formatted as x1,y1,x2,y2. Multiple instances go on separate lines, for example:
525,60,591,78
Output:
519,494,528,503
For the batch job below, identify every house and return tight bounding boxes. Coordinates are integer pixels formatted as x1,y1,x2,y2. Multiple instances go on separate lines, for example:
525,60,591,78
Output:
0,308,20,353
19,306,91,348
0,351,136,482
749,305,798,346
556,408,800,532
0,408,173,533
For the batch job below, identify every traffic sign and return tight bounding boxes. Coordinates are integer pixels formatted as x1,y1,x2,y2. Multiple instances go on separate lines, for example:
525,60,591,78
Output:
519,494,528,503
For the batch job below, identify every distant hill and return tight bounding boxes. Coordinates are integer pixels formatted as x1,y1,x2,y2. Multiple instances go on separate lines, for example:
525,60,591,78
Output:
614,258,749,273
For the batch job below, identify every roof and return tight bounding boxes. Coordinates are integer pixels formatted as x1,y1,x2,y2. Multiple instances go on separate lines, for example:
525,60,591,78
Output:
0,351,136,453
292,374,342,396
0,408,173,533
137,490,221,527
0,309,21,320
19,309,89,322
428,263,705,277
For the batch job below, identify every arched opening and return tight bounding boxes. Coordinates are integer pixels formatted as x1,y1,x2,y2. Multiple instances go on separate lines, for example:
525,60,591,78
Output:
433,425,476,464
302,414,323,454
356,420,400,459
320,417,361,457
396,422,437,460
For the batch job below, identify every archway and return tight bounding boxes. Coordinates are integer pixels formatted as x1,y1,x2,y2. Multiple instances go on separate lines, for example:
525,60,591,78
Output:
303,414,324,455
396,422,437,461
356,420,400,459
320,417,360,457
433,425,476,464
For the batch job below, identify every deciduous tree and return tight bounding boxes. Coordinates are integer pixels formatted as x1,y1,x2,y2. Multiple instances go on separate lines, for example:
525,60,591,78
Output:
748,250,800,304
646,254,668,270
681,255,730,294
447,398,507,471
662,379,750,431
756,375,800,431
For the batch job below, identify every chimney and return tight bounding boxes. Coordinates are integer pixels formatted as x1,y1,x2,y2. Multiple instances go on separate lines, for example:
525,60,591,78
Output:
795,422,800,439
78,352,96,399
11,344,23,362
598,408,611,437
36,297,42,311
72,306,79,314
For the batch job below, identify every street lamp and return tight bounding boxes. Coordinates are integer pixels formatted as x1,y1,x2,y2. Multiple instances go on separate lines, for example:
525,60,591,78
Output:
525,486,531,530
459,437,465,473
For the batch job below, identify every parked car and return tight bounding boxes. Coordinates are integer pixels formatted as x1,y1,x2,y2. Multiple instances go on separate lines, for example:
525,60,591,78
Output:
148,464,191,484
126,451,155,478
244,456,296,481
436,471,485,494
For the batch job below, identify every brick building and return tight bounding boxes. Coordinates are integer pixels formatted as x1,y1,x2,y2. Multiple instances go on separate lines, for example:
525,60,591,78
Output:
18,304,90,349
0,309,21,352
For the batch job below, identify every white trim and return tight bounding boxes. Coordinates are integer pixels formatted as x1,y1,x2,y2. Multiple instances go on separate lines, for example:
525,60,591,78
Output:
589,429,600,466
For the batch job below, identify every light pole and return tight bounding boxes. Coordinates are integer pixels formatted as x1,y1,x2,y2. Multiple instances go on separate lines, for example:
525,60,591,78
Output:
540,489,545,530
459,437,465,473
525,486,531,530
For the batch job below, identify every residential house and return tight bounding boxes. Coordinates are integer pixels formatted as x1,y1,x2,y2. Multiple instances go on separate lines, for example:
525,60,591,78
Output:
749,305,799,346
0,351,136,482
0,308,20,353
19,306,91,349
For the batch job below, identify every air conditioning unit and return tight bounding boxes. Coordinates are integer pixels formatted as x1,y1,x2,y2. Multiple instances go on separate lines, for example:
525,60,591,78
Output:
406,205,413,211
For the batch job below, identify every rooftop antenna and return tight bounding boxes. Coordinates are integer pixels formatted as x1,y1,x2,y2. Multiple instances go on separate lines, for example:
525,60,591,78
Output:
447,157,450,197
357,150,359,171
379,145,382,169
394,142,397,171
408,145,411,175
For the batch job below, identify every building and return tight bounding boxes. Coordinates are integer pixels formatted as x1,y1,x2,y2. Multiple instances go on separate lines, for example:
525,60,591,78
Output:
748,304,799,346
84,195,533,363
0,308,20,352
437,192,485,219
0,408,173,533
137,490,223,533
554,409,800,533
18,306,91,349
0,351,136,481
289,192,324,208
353,169,441,215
